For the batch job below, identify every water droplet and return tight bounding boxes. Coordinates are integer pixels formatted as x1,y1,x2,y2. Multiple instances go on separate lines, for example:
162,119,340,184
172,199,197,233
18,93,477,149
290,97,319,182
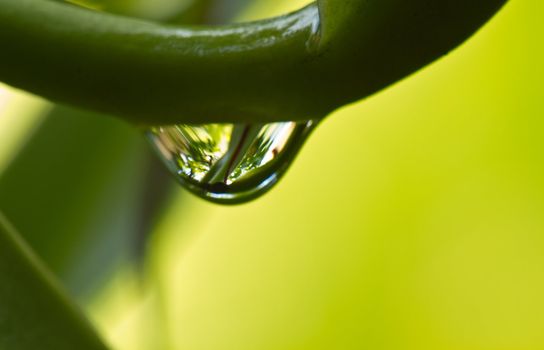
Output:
146,120,317,204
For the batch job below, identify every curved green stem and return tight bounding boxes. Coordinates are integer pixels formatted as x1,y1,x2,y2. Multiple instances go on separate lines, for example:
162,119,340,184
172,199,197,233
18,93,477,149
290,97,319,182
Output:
0,0,507,125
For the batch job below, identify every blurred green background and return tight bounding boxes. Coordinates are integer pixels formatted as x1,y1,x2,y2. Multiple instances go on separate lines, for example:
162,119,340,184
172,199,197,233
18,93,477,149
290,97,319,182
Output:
1,0,543,349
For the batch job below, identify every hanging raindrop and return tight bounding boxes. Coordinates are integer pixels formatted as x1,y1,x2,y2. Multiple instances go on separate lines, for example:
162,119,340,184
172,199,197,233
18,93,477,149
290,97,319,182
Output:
146,120,317,204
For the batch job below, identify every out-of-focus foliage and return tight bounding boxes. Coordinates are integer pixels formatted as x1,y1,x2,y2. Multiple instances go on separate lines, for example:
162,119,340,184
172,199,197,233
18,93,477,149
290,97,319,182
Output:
68,0,253,23
0,0,543,349
0,215,109,350
0,106,154,300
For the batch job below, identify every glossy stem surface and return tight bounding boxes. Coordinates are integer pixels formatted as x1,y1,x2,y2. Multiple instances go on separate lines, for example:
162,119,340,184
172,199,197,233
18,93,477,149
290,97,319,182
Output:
0,0,508,125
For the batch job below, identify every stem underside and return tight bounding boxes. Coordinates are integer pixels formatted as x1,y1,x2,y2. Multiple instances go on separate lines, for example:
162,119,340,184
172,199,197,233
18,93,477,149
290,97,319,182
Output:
0,0,508,125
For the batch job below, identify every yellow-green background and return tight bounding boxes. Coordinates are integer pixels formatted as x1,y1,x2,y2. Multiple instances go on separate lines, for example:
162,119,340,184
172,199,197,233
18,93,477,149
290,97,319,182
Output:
1,0,543,349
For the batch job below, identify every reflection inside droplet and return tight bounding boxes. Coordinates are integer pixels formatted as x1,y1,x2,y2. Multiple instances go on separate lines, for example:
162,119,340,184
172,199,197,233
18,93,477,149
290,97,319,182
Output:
146,120,317,204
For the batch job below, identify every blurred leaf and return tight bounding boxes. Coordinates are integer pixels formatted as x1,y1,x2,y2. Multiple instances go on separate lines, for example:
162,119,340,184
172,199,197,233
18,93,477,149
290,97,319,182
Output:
0,213,108,350
0,105,172,300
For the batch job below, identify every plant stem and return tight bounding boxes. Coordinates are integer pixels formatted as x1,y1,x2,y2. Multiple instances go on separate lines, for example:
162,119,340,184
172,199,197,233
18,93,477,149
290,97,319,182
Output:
0,0,508,125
